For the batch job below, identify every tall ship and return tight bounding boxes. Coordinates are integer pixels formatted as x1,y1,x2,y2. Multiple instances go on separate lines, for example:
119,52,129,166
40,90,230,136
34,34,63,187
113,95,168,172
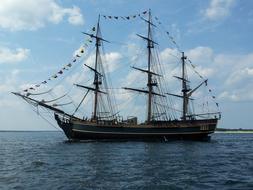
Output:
13,10,221,141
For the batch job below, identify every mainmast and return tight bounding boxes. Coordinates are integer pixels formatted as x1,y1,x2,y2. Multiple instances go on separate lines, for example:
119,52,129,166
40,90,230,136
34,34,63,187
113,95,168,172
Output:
147,9,153,123
123,9,162,123
181,52,188,120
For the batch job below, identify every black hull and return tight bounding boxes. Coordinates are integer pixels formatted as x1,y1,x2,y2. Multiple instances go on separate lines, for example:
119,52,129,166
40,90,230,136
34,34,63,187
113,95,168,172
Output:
55,114,218,141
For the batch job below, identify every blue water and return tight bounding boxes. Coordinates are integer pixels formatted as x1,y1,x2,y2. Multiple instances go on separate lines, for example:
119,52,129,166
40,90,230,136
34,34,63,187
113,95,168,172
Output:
0,132,253,190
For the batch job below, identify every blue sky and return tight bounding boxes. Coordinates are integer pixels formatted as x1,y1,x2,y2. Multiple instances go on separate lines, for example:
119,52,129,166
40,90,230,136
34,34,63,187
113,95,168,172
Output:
0,0,253,130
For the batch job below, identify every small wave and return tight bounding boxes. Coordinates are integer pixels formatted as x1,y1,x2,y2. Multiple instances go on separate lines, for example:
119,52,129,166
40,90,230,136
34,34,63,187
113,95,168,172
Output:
64,139,97,143
31,160,47,167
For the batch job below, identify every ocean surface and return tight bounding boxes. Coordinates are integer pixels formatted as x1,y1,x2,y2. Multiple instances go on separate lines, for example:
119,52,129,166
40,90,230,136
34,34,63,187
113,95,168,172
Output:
0,132,253,190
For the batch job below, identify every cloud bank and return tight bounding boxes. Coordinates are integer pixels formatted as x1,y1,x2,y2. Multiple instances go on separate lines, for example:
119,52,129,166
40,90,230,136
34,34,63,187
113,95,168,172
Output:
0,0,84,31
0,47,30,64
203,0,235,20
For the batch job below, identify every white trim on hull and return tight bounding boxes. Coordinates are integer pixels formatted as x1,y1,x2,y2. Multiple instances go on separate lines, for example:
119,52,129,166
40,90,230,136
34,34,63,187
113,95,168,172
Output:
72,128,213,135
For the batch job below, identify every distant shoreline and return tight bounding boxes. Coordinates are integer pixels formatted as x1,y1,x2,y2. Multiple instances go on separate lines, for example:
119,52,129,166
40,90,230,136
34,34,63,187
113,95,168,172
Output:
215,128,253,133
215,131,253,134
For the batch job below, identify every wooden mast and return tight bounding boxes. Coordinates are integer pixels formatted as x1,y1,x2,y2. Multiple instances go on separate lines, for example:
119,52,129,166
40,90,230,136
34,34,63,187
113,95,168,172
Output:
81,16,110,121
147,9,153,123
123,9,158,123
93,15,101,120
181,52,188,120
167,52,210,120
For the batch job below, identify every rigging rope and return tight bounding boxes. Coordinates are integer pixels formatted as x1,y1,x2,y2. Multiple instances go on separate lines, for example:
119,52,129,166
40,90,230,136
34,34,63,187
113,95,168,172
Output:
41,93,68,103
52,102,73,107
72,90,90,116
27,88,53,96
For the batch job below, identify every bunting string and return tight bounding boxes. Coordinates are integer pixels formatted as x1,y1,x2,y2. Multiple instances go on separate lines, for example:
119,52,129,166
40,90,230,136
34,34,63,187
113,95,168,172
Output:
153,16,181,51
187,59,204,80
186,58,219,108
101,10,148,21
102,12,182,51
102,12,182,54
22,26,97,93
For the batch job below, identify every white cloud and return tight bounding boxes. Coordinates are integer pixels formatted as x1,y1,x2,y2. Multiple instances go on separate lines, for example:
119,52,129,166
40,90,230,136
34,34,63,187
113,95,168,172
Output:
84,52,122,73
104,52,122,73
159,47,215,79
225,67,253,86
66,6,84,25
216,53,253,102
0,0,84,31
0,69,22,107
160,48,181,65
203,0,235,20
66,72,86,85
123,70,141,87
0,47,30,64
185,47,215,78
219,87,253,102
187,46,214,64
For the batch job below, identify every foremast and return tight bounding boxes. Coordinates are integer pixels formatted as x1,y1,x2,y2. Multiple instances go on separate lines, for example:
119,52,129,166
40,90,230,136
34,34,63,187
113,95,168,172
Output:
80,15,110,121
93,15,101,120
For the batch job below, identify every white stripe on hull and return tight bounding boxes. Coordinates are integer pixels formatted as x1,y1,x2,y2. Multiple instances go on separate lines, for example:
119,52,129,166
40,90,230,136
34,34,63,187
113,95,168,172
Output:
72,128,213,135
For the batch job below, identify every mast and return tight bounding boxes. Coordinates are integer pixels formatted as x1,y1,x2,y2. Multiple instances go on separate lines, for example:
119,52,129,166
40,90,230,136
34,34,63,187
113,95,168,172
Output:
123,9,159,123
181,52,188,120
147,9,153,123
168,52,209,120
81,16,110,120
93,15,101,120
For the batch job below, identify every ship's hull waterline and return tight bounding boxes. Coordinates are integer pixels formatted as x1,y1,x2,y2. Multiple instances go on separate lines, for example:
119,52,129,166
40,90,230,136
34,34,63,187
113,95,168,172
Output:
55,114,218,141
